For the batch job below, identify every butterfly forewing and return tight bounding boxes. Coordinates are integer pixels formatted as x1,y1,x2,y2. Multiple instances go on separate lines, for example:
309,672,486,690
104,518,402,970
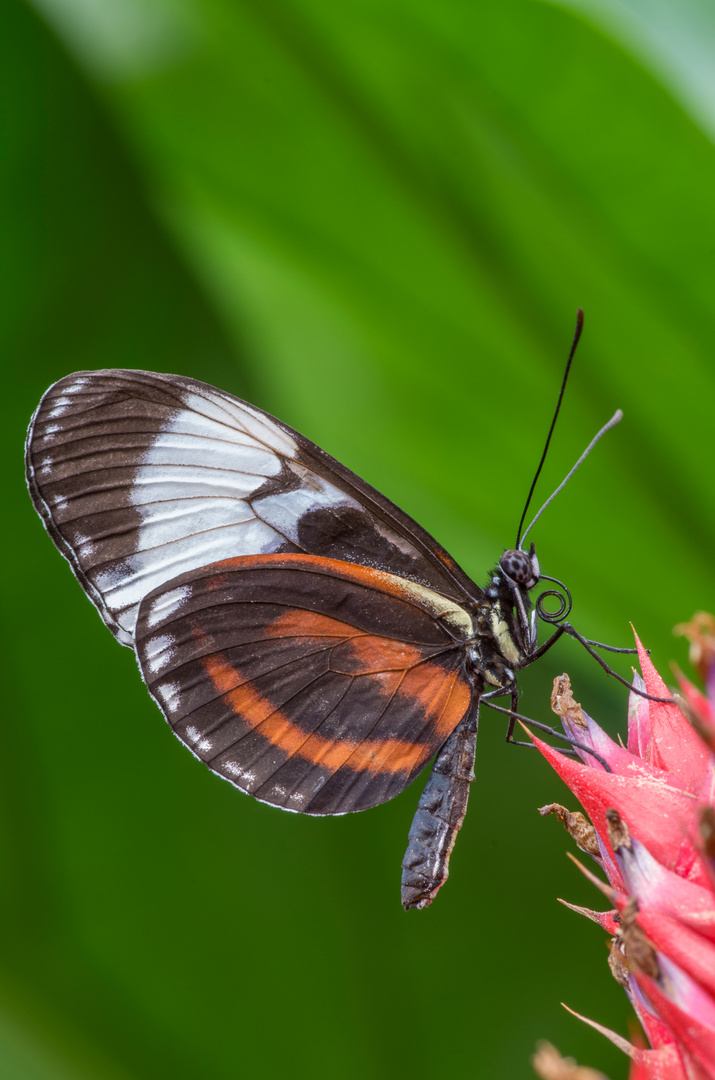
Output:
135,554,473,815
26,370,482,647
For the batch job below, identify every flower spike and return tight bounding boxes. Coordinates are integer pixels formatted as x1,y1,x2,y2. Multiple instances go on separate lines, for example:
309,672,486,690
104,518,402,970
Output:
532,624,715,1080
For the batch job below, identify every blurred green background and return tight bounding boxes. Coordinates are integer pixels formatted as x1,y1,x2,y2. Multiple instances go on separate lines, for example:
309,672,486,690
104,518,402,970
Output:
3,0,715,1077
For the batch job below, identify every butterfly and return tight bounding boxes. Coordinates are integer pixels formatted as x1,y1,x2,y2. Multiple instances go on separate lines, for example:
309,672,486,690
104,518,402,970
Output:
25,325,627,908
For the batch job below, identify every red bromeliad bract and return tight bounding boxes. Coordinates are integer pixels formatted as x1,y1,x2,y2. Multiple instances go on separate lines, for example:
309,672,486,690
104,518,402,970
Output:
532,617,715,1080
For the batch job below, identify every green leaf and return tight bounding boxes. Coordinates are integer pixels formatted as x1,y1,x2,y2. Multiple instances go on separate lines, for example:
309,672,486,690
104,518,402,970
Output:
6,0,715,1076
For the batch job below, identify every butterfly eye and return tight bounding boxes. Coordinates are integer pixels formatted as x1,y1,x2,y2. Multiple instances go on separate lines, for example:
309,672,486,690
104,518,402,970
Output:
499,549,538,588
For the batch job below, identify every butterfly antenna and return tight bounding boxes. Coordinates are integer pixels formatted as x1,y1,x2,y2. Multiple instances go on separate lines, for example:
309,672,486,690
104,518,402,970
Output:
515,309,584,549
520,408,623,547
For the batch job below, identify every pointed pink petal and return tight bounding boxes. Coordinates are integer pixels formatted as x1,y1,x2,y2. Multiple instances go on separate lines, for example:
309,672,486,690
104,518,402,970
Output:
558,898,621,934
630,979,681,1052
546,721,688,794
564,705,670,777
635,907,715,997
654,957,715,1028
637,975,715,1080
530,733,709,887
562,1004,696,1080
615,837,715,944
628,1045,689,1080
636,637,711,792
629,671,653,758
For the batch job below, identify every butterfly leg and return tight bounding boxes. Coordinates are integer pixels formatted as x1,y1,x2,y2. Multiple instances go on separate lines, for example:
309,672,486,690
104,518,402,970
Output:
479,686,531,748
558,622,674,703
526,624,566,662
530,626,639,659
527,624,672,704
503,688,533,749
582,639,638,655
480,693,611,770
401,700,480,911
480,685,567,751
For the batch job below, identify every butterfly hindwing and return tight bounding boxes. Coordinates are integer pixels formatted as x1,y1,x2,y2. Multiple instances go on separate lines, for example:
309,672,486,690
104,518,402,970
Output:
135,553,474,815
25,370,482,648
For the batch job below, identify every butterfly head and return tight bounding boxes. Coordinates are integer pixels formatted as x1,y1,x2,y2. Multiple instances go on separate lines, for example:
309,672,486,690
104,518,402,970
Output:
496,542,540,654
498,545,540,590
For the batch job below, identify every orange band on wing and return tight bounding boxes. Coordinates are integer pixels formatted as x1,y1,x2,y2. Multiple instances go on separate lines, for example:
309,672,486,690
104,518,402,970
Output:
211,552,412,598
206,553,473,639
200,648,470,777
266,609,363,640
329,635,426,675
266,610,430,673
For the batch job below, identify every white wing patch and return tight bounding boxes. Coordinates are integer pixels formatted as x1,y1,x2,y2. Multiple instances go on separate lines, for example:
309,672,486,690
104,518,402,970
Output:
31,373,369,647
155,681,182,708
98,517,282,631
145,584,191,629
142,633,174,676
30,370,454,653
46,377,91,419
47,398,75,419
106,386,361,644
179,391,296,457
100,392,296,641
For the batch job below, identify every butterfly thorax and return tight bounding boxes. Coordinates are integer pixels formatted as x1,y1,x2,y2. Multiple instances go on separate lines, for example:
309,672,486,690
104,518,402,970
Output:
465,548,540,689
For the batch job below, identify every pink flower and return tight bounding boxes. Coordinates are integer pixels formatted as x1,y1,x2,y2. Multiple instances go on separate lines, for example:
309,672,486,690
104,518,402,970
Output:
531,621,715,1080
